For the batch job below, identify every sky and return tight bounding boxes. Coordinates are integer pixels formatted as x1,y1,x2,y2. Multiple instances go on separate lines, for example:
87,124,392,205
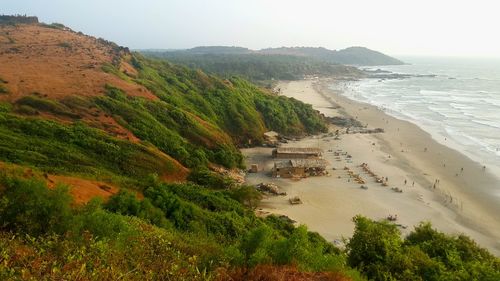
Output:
3,0,500,58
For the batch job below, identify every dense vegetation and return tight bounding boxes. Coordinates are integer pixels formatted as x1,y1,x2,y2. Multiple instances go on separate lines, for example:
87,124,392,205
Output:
0,53,327,180
0,107,182,187
0,168,362,280
347,216,500,280
97,55,327,169
259,46,404,66
144,52,362,83
1,169,498,280
0,15,39,25
143,46,403,83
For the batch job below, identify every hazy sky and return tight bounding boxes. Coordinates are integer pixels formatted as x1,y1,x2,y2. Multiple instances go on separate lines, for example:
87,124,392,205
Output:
3,0,500,57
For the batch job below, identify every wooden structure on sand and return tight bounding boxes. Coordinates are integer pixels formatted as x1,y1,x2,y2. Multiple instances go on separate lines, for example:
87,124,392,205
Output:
272,159,328,178
272,147,323,159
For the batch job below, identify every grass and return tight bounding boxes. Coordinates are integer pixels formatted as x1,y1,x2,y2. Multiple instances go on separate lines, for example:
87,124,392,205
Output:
0,78,8,94
15,95,80,118
57,41,72,49
0,111,183,187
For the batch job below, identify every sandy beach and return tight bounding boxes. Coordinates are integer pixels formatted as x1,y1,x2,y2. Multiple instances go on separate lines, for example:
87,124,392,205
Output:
242,79,500,255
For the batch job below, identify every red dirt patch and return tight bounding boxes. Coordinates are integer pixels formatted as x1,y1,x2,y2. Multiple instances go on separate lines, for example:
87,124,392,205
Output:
86,111,141,142
188,112,233,147
0,24,157,103
47,175,119,205
145,146,190,182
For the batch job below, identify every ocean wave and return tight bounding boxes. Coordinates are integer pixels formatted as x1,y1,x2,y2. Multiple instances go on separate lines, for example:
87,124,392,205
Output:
449,103,476,110
471,119,500,130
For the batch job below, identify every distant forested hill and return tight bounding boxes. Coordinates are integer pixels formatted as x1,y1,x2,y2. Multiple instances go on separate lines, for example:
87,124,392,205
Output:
259,46,404,66
143,51,363,83
142,45,402,83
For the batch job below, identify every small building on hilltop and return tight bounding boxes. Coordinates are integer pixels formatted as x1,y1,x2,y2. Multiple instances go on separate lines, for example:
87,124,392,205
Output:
0,15,39,25
272,159,328,178
272,147,323,159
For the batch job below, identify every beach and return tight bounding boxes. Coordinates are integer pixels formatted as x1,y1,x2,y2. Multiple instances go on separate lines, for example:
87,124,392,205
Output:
242,79,500,255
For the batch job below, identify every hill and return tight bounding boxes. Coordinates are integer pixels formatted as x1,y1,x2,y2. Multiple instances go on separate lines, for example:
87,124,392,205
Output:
144,46,401,83
0,22,328,184
259,46,404,66
185,46,251,54
144,51,364,83
331,47,404,65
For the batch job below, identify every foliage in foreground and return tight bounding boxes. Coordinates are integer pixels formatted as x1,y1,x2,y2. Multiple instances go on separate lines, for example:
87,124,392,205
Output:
0,172,360,280
1,167,499,280
347,215,500,281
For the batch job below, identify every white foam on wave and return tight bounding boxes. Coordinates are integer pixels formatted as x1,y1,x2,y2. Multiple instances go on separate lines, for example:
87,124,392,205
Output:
331,69,500,183
471,119,500,130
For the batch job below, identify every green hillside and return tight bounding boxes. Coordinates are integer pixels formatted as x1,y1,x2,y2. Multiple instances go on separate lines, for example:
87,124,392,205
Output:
144,52,364,83
0,52,327,186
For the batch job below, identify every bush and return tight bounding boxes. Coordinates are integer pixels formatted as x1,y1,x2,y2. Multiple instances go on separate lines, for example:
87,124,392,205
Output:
57,42,71,49
229,185,262,209
346,216,500,281
187,168,234,189
0,176,73,235
105,190,170,228
15,95,79,118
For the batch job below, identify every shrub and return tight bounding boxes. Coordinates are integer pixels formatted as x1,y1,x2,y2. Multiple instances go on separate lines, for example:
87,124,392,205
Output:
104,189,170,228
229,185,262,209
346,216,500,281
57,42,71,49
15,95,79,118
187,168,235,189
0,176,73,236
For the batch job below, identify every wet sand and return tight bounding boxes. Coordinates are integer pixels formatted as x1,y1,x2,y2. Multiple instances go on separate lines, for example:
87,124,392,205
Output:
242,79,500,255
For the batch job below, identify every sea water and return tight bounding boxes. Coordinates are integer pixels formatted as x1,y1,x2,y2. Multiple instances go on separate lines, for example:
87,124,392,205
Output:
330,56,500,182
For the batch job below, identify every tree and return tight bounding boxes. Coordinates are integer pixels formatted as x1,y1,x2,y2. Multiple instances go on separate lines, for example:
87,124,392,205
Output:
346,215,402,280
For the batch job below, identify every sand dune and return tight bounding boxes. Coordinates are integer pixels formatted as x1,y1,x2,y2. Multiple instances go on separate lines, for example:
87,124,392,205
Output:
242,79,500,255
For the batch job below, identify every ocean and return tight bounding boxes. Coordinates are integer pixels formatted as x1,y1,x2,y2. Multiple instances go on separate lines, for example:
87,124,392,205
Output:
330,56,500,180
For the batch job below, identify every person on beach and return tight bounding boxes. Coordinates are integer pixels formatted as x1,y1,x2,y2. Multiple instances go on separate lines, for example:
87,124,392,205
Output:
404,179,407,185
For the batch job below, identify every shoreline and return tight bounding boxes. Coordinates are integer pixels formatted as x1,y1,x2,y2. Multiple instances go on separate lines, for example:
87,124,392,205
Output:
242,79,500,255
329,80,500,186
316,79,500,228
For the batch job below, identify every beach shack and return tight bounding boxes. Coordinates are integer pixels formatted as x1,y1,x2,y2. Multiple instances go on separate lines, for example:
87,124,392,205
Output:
272,147,323,159
272,159,328,178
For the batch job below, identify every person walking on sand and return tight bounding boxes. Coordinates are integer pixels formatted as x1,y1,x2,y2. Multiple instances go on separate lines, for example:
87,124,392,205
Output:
404,179,407,185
